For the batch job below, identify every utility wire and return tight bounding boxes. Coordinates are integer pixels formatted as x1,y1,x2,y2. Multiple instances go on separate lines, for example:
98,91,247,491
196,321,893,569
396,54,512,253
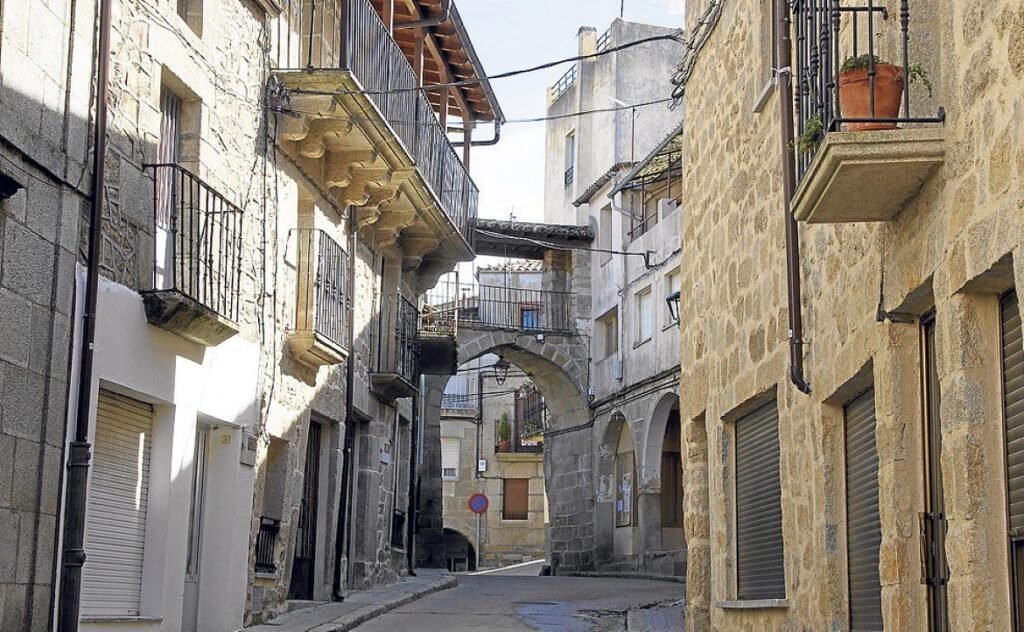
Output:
283,31,685,100
474,228,655,268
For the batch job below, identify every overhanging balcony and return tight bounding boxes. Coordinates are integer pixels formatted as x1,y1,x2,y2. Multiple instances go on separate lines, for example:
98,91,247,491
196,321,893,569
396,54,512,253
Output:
270,0,478,275
287,229,350,367
371,294,421,401
790,0,944,224
141,164,242,346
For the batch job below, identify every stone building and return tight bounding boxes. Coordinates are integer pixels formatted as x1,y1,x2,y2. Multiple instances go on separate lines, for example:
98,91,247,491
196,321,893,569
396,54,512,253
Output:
674,1,1024,631
437,262,549,571
544,20,685,577
0,0,501,629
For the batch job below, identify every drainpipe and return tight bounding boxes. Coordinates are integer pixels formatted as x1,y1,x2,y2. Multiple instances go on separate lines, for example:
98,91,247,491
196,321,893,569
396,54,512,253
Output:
453,120,501,147
57,0,112,628
776,0,812,395
394,0,451,29
333,203,359,600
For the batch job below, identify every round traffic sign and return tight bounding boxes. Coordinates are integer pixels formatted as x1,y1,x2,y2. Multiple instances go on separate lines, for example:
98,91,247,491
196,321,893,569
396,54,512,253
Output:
468,493,489,514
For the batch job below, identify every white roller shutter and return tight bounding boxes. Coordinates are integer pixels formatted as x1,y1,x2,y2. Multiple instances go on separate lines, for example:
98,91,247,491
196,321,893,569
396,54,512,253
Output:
441,438,461,480
81,390,154,616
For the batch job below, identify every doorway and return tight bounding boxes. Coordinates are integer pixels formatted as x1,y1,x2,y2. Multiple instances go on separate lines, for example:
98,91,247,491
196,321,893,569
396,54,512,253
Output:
290,420,322,600
181,426,210,632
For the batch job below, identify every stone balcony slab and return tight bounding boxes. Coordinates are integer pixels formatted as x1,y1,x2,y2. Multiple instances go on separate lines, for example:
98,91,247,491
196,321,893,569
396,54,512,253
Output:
141,289,238,347
286,331,348,368
792,127,945,223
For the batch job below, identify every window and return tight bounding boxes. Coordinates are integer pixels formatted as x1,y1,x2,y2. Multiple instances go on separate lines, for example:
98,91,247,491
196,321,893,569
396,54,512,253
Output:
754,0,777,112
734,399,785,600
598,307,619,358
564,132,575,187
636,287,653,343
176,0,203,36
442,374,475,411
1000,290,1024,630
502,478,529,520
600,205,613,264
520,303,540,330
844,388,883,630
665,269,681,328
441,438,461,480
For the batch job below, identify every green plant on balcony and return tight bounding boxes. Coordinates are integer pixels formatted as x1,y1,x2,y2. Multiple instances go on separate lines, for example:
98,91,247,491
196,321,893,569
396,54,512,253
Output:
497,413,512,453
796,113,823,155
839,54,931,131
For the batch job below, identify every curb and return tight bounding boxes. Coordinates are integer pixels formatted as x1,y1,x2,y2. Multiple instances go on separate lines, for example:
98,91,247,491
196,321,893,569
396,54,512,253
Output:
556,571,685,584
315,575,458,632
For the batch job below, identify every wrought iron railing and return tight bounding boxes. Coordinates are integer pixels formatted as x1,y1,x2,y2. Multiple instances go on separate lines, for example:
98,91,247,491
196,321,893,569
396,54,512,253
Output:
792,0,943,178
254,516,280,573
375,294,421,385
549,64,578,102
423,278,575,336
145,163,243,322
564,166,574,188
271,0,478,244
294,229,348,350
596,28,611,53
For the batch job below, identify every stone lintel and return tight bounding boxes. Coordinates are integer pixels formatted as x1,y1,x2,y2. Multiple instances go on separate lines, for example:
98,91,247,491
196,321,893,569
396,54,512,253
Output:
792,127,945,223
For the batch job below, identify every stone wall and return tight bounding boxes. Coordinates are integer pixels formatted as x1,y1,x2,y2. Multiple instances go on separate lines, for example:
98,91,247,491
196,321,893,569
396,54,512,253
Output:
678,0,1024,630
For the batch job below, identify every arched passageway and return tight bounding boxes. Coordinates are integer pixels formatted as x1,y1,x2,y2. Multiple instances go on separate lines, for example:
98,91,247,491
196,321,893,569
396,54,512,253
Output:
443,528,476,572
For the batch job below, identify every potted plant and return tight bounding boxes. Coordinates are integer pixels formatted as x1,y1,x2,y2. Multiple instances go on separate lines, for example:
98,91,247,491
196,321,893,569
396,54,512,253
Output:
796,113,823,155
497,413,512,453
838,55,931,131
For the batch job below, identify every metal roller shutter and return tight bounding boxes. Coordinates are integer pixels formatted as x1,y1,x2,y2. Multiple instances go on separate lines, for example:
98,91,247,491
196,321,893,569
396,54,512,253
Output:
81,390,154,616
1003,291,1024,531
735,400,785,600
845,388,883,631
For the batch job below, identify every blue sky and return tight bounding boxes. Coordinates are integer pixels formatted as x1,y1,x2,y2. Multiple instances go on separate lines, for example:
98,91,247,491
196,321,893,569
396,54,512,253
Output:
456,0,684,223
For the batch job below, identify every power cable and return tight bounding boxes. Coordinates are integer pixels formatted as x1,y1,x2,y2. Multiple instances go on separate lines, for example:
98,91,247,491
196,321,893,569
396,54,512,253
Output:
284,31,685,100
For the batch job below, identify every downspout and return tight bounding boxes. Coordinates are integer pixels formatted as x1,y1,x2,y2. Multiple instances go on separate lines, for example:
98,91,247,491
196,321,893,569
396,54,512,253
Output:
333,204,359,599
776,0,812,395
58,0,112,628
453,120,501,147
394,0,451,29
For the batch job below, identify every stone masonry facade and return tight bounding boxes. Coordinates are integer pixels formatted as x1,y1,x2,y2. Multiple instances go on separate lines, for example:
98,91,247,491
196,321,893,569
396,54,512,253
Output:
678,0,1024,630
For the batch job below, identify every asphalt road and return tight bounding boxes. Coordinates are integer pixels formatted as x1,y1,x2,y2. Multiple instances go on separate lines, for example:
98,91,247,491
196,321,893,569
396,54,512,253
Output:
352,569,684,632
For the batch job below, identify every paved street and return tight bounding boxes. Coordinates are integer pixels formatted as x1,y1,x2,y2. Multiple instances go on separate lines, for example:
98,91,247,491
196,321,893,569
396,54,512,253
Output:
352,572,684,632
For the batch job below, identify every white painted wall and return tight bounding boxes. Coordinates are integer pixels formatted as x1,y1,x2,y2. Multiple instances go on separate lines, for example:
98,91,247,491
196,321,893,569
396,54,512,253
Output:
68,266,259,632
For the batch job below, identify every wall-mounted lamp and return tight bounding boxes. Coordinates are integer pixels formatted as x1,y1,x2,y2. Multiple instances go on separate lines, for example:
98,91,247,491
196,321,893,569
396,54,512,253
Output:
493,357,510,386
666,291,681,327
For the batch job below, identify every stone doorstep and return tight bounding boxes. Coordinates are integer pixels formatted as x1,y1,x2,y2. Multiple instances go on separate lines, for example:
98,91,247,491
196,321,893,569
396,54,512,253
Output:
246,570,457,632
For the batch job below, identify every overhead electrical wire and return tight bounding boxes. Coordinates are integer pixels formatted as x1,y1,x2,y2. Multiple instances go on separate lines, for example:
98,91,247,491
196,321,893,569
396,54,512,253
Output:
283,31,685,101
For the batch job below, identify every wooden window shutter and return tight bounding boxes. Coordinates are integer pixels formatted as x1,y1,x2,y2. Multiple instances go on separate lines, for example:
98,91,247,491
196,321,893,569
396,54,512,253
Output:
503,478,529,520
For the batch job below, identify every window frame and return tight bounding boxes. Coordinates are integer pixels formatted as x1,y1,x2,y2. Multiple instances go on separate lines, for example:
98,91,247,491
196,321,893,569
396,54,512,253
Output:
636,287,653,345
502,478,530,521
441,437,461,481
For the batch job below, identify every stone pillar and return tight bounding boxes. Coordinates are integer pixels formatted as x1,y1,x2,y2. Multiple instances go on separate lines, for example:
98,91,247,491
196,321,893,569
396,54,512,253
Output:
637,490,662,570
683,412,710,632
416,376,448,568
934,286,1012,631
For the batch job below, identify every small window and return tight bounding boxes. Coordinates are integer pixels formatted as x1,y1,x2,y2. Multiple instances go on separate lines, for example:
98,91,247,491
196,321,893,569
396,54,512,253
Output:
665,269,681,327
564,133,576,187
636,288,653,343
598,308,619,358
754,0,777,112
441,438,460,480
502,478,529,521
520,304,540,331
176,0,203,36
600,205,613,264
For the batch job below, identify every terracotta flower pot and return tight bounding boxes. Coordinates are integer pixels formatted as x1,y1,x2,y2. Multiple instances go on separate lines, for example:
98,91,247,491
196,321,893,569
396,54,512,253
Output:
497,440,511,453
838,64,904,131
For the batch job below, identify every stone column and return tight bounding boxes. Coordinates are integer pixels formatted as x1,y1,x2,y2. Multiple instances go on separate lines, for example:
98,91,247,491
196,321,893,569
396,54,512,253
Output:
683,412,710,632
934,286,1012,630
416,376,448,568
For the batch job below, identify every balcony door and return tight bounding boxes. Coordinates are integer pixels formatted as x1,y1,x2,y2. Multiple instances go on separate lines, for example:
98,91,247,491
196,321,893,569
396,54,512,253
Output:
155,86,182,290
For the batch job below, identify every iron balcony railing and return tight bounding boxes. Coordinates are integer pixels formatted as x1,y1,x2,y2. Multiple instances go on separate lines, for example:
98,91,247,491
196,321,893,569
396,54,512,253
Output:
792,0,943,179
272,0,478,244
294,228,349,350
254,517,281,574
423,278,575,336
376,294,421,385
145,163,243,322
549,63,578,102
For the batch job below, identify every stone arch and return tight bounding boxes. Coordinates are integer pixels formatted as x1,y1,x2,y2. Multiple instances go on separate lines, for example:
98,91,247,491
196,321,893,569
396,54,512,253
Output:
594,411,630,564
419,326,595,574
442,527,476,572
635,393,684,573
639,392,682,490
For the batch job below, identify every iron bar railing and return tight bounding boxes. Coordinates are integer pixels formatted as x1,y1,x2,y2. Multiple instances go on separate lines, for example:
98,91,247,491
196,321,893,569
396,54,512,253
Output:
145,163,243,322
375,294,421,385
423,277,575,336
549,63,578,102
294,228,349,350
792,0,944,179
564,165,574,188
271,0,478,244
515,385,546,453
254,517,281,573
